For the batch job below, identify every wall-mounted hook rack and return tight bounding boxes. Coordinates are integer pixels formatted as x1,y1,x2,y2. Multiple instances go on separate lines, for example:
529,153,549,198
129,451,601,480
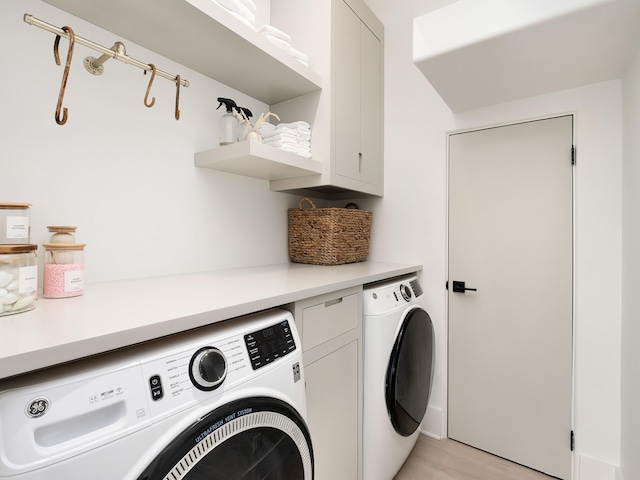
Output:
84,41,126,76
23,14,189,88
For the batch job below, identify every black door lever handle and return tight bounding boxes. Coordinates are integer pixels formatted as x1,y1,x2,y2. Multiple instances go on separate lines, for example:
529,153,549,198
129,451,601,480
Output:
452,281,477,293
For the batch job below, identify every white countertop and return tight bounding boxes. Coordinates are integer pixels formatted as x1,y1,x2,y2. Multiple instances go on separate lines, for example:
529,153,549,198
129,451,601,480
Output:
0,261,421,380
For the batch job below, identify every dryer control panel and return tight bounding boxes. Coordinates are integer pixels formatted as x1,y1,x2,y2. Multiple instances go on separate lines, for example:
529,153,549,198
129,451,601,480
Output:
363,275,423,316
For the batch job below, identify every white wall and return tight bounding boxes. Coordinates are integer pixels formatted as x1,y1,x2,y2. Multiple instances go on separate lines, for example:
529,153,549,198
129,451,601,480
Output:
362,1,622,478
620,34,640,480
1,0,299,284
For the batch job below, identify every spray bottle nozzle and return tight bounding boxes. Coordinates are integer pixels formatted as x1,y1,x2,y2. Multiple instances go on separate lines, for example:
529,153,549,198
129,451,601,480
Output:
217,97,238,113
237,107,253,119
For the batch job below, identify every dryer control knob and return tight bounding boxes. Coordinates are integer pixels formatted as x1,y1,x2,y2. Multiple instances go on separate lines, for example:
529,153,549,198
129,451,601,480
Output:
400,284,412,302
189,347,228,391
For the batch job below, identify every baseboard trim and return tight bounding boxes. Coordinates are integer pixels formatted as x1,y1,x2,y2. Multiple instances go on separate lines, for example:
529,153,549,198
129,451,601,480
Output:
578,454,617,480
420,405,444,439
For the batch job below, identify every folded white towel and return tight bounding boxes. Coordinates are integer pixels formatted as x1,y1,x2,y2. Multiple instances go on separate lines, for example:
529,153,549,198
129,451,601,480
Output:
228,10,255,28
264,138,299,148
261,126,299,138
264,35,290,52
296,147,312,158
257,25,292,43
214,0,255,22
264,142,312,158
288,46,309,64
278,121,311,130
264,138,311,151
237,0,257,13
268,143,299,154
260,122,276,130
294,58,309,67
263,133,298,143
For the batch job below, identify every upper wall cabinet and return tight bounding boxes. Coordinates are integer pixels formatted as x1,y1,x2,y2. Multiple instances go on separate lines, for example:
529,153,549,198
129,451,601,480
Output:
41,0,322,105
334,0,382,189
269,0,384,199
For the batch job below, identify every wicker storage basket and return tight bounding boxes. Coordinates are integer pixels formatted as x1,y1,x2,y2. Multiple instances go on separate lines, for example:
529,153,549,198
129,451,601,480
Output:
288,197,372,265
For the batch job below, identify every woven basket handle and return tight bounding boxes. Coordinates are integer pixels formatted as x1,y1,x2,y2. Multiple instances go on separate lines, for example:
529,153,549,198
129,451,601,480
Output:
299,197,316,209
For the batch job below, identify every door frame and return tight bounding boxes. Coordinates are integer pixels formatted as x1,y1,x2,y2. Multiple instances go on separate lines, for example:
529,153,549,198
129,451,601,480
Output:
444,113,577,477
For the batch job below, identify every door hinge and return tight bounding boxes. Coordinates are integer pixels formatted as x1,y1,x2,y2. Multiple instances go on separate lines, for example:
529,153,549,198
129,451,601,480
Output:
571,430,575,451
571,145,576,165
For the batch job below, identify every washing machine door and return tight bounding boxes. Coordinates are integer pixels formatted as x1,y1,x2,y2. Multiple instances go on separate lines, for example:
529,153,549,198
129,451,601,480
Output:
137,397,313,480
385,307,434,437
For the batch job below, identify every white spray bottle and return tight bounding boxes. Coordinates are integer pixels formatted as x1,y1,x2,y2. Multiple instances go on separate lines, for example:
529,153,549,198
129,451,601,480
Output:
217,97,239,146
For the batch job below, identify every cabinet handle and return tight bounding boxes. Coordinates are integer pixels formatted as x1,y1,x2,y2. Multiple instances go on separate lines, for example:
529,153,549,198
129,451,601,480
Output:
325,298,343,308
359,152,362,173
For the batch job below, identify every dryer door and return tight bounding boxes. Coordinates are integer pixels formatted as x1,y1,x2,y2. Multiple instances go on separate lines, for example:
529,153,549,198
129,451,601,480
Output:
137,397,313,480
385,307,434,437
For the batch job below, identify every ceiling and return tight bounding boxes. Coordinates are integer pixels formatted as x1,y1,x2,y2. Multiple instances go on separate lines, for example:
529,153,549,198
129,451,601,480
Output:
413,0,640,112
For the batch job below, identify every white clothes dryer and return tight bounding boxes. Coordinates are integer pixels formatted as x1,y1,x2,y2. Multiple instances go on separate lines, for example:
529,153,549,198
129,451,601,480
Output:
363,274,434,480
0,308,313,480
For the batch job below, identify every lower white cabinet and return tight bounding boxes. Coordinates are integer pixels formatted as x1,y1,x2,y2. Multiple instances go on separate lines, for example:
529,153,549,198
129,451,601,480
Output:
287,286,363,480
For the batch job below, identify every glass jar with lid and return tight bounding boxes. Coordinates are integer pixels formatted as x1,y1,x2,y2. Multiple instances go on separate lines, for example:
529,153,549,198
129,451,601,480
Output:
0,203,31,244
0,244,38,316
43,243,85,298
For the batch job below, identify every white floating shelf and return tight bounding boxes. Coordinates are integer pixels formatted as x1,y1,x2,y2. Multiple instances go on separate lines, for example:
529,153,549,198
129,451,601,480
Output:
195,141,322,180
42,0,322,105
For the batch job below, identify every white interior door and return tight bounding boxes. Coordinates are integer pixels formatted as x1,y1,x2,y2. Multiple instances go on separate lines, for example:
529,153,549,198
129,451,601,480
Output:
448,116,573,480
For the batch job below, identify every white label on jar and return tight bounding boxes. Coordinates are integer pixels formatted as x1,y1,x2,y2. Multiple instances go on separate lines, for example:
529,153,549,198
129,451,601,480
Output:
6,216,29,239
64,269,84,292
19,266,37,294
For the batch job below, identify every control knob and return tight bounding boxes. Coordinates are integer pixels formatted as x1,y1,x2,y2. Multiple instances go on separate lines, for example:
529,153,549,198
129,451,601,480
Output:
189,347,227,391
399,284,412,302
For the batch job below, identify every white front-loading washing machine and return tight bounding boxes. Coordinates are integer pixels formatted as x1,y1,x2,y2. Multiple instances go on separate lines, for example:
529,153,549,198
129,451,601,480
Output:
0,308,313,480
363,275,434,480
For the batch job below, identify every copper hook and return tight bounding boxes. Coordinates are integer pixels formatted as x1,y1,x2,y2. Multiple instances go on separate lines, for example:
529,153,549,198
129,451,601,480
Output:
53,26,75,125
174,74,181,121
143,64,156,108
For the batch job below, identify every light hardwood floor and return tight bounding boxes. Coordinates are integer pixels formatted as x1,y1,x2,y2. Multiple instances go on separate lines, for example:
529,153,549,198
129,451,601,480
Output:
394,435,558,480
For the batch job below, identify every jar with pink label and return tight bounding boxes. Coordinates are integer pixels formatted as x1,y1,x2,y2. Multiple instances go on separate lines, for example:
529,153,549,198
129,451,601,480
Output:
43,243,85,298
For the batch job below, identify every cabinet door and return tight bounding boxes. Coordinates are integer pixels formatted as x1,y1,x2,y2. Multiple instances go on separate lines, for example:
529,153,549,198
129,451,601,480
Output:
359,23,382,186
305,340,359,480
334,0,362,181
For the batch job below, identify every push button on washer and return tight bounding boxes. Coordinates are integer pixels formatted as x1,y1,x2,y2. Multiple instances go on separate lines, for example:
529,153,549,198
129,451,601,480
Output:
149,375,163,401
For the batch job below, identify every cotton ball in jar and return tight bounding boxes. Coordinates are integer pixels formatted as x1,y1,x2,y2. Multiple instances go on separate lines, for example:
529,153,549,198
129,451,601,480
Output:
0,270,13,288
12,295,35,311
49,250,74,265
0,292,19,305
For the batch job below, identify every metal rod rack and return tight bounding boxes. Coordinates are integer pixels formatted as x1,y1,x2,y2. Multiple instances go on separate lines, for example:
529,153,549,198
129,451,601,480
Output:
23,14,189,88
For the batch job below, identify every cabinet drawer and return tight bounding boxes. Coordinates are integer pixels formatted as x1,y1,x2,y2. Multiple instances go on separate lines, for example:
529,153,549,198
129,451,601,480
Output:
302,293,359,351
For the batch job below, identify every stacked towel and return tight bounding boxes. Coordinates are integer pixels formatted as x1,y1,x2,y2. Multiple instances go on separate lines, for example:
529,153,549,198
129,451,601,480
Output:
213,0,256,29
257,24,310,67
257,25,291,43
259,121,312,158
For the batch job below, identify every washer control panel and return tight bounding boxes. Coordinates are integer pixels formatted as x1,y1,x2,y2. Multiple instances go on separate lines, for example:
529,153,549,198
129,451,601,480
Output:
244,320,296,370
